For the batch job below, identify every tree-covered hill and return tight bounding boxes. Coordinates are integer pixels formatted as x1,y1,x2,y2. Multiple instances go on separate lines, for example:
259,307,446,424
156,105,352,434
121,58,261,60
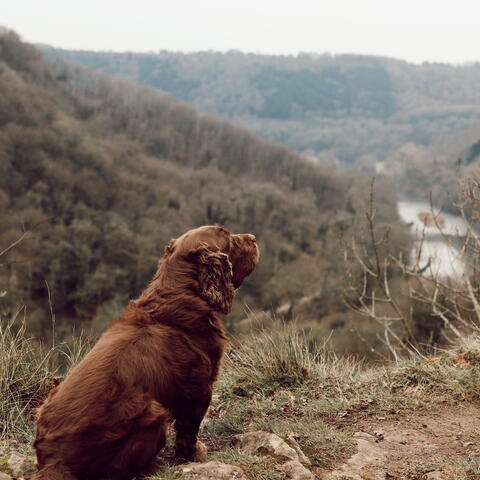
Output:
380,120,480,211
47,47,480,164
0,30,403,339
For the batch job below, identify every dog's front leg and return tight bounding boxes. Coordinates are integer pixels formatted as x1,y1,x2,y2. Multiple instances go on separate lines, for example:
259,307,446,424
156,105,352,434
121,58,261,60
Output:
173,397,210,462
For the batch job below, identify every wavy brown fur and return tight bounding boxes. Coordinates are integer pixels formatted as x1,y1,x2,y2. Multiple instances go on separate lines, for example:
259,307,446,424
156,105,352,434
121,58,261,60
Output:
33,226,259,480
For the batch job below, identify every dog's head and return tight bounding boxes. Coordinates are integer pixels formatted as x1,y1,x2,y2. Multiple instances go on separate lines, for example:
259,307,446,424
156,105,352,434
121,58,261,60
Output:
162,226,259,314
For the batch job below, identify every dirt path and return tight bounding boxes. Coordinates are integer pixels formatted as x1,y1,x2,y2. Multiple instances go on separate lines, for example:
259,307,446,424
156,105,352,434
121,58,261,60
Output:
319,402,480,480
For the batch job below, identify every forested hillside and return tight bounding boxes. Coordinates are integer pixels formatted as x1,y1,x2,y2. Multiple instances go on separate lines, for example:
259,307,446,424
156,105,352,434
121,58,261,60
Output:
378,121,480,211
0,30,404,340
48,48,480,164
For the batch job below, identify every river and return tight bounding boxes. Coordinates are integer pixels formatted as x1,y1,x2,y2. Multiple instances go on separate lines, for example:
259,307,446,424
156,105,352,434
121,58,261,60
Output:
397,200,467,279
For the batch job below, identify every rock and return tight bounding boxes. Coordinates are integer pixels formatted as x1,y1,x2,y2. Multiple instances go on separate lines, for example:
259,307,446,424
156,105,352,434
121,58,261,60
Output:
279,460,314,480
353,432,376,441
233,431,304,464
325,431,386,480
424,471,445,480
0,473,12,480
285,433,311,466
193,441,208,462
181,461,247,479
7,453,36,479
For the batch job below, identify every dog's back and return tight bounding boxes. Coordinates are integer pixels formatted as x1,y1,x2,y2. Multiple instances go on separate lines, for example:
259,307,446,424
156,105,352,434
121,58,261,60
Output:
34,317,173,480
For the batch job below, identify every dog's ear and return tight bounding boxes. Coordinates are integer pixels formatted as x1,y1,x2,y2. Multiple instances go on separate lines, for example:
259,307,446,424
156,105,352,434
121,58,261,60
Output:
186,244,234,314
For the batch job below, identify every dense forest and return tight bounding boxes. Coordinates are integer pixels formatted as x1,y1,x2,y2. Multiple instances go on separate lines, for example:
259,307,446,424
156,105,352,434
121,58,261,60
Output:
47,47,480,165
0,30,406,345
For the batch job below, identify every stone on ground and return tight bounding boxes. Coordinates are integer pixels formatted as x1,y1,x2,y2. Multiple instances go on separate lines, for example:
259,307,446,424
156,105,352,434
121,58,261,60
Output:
324,431,386,480
285,433,312,466
233,431,307,464
279,460,314,480
7,453,36,479
424,472,446,480
181,461,247,480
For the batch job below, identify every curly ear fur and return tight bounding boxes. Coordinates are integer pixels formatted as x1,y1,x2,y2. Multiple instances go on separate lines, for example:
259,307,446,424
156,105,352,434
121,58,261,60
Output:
186,244,234,314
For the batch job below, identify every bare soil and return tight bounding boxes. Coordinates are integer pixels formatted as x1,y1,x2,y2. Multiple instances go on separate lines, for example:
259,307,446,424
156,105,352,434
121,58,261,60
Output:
318,401,480,479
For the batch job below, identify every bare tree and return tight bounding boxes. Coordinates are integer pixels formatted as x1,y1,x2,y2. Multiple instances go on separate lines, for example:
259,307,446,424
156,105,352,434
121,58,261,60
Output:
344,178,480,360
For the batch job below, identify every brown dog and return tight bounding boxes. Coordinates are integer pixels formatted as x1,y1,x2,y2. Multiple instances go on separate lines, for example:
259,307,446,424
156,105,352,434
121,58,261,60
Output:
33,226,259,480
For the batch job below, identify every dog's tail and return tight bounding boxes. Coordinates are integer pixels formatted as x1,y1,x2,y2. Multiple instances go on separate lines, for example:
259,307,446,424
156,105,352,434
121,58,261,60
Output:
32,462,77,480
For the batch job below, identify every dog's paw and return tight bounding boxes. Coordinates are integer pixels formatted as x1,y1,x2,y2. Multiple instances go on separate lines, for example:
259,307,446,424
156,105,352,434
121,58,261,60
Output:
193,440,207,462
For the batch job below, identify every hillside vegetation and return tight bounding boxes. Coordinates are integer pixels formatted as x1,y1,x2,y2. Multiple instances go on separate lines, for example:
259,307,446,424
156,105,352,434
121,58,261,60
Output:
0,30,404,341
2,29,480,480
48,48,480,164
382,123,480,210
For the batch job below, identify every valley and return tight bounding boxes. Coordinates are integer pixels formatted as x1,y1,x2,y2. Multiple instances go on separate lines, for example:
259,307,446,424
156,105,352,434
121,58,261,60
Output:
2,13,480,479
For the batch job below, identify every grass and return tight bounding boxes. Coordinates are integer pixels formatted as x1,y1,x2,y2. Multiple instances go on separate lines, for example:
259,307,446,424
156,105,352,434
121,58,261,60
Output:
208,451,283,480
197,323,480,477
146,466,181,480
0,313,92,442
225,325,360,393
2,318,480,479
430,457,480,480
0,314,57,441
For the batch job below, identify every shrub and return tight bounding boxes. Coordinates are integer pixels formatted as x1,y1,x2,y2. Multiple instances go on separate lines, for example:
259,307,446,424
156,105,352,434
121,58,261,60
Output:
224,322,358,393
0,313,91,441
0,314,56,440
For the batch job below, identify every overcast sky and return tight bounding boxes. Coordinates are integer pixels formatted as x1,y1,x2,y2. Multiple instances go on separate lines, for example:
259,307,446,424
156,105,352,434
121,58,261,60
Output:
3,0,480,64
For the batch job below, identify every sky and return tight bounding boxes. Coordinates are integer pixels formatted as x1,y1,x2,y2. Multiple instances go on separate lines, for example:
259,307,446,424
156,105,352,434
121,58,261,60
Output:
3,0,480,64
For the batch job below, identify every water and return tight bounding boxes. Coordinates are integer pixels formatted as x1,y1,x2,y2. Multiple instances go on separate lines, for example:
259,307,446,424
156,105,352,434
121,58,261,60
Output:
397,200,467,279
